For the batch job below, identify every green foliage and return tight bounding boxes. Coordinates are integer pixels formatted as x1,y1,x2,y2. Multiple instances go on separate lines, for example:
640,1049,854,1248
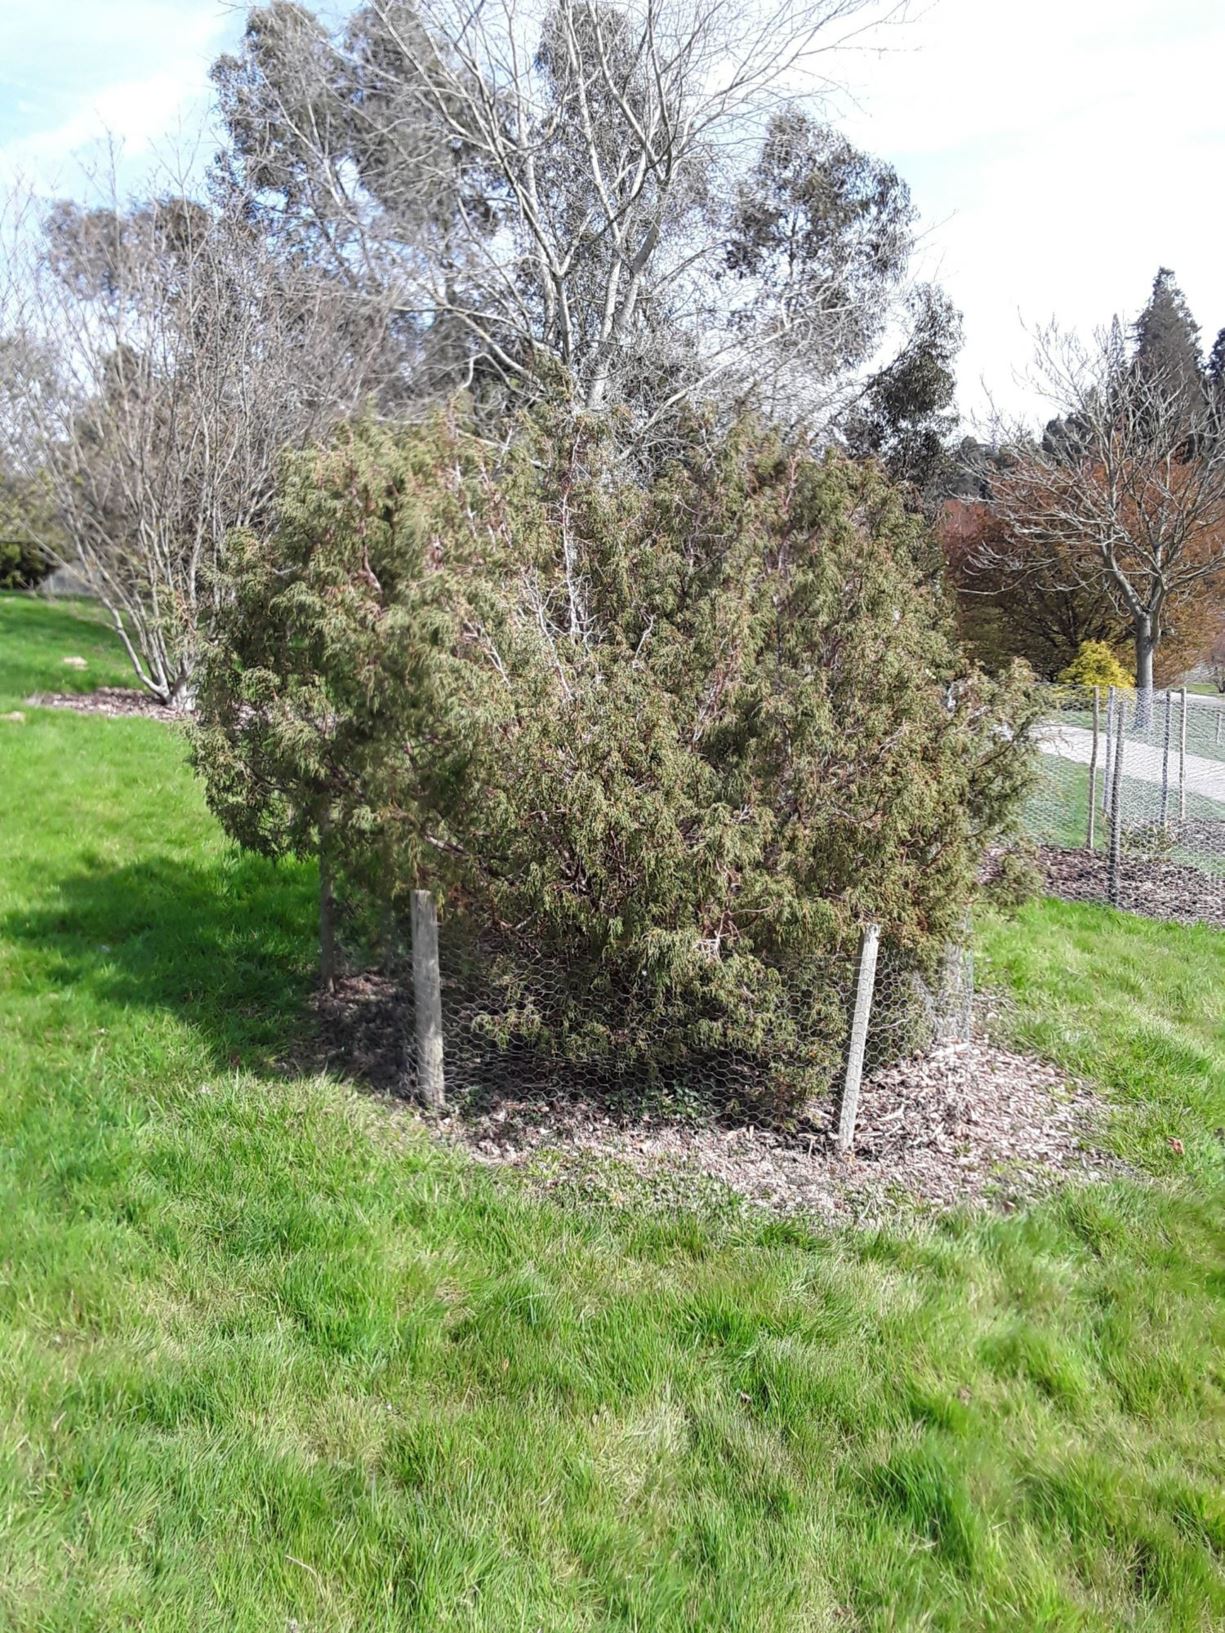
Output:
983,843,1044,911
196,409,1038,1117
2,600,1225,1631
843,283,962,499
1123,818,1180,861
1058,639,1134,692
0,470,61,590
0,534,48,591
1132,266,1206,419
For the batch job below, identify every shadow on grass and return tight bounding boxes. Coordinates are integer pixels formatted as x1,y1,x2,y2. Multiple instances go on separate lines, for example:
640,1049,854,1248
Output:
3,850,320,1072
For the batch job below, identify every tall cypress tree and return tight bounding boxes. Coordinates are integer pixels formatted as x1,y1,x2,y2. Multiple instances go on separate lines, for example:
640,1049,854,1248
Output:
1208,326,1225,406
1132,267,1205,421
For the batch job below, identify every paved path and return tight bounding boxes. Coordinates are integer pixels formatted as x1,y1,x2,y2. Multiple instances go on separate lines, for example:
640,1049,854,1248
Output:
1036,722,1225,805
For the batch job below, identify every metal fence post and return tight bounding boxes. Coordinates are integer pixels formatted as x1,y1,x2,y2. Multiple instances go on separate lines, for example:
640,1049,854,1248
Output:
411,889,446,1109
1086,686,1100,849
1179,686,1187,823
960,943,974,1044
318,805,337,994
835,924,880,1156
1108,691,1126,907
1160,689,1171,827
1102,685,1115,818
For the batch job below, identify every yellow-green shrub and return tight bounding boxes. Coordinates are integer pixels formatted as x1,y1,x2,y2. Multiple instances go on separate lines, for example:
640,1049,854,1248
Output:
1058,640,1133,692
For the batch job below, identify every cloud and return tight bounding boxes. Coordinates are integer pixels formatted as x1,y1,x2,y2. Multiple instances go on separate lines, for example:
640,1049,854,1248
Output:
0,0,238,191
1,0,1219,430
828,0,1225,424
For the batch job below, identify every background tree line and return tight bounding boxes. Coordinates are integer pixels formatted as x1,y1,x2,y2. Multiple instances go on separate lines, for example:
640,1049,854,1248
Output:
943,268,1225,692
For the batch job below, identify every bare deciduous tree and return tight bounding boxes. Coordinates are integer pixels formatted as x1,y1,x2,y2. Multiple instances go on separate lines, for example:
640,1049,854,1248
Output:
975,322,1225,705
1,176,393,704
212,0,915,443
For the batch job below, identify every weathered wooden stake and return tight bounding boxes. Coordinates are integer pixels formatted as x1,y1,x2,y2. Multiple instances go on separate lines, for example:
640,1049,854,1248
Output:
835,923,880,1157
1086,686,1100,849
1108,691,1126,907
1216,711,1222,747
1160,689,1172,827
411,889,445,1109
319,808,337,994
1178,687,1187,822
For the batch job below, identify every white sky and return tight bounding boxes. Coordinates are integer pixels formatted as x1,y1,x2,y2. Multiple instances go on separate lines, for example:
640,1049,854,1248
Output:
828,0,1225,423
1,0,1221,427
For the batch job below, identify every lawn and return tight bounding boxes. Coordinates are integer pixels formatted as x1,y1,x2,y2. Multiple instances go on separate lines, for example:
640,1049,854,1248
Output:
1,593,1223,1632
1025,752,1225,876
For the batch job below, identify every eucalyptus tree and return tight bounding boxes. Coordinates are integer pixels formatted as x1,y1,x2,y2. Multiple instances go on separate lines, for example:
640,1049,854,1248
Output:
212,0,917,446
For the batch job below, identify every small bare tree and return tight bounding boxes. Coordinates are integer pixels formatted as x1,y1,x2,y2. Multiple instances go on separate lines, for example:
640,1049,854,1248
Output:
212,0,915,444
0,176,392,704
976,322,1225,706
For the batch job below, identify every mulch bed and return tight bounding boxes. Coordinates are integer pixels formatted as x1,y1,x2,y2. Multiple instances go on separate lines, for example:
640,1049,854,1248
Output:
1037,845,1225,931
313,973,1120,1223
434,1045,1120,1222
25,688,190,722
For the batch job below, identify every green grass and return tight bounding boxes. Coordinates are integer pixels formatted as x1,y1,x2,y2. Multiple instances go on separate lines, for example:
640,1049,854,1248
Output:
0,592,134,700
1,593,1223,1631
1026,753,1225,874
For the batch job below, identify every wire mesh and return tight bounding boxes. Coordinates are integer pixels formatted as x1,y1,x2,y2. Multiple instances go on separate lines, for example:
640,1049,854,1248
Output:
430,926,975,1127
1023,684,1225,928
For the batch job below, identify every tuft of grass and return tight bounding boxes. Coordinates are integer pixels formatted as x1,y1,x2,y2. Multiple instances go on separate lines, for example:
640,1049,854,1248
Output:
1025,752,1225,870
0,593,1223,1630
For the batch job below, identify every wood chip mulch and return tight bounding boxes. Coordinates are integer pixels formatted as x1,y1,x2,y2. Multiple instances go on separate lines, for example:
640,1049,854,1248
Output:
25,688,190,722
1037,845,1225,931
310,975,1120,1223
433,1044,1120,1222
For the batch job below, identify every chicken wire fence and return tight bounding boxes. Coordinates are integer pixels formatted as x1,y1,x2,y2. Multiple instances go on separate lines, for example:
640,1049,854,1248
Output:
1025,684,1225,928
400,906,975,1139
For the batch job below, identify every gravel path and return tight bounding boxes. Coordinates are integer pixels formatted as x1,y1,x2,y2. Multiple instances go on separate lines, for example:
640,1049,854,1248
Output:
1036,721,1225,803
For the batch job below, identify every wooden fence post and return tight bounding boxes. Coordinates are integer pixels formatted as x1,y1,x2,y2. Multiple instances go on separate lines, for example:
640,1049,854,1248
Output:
835,924,880,1157
1102,685,1116,817
318,806,337,994
1108,691,1126,908
1179,687,1187,823
411,889,445,1109
1086,686,1100,849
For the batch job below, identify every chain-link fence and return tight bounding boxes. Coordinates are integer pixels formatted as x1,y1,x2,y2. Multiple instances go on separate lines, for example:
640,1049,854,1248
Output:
1024,684,1225,928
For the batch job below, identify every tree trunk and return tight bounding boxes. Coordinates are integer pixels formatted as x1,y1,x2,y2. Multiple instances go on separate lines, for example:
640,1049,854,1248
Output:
166,674,196,710
1134,615,1156,728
